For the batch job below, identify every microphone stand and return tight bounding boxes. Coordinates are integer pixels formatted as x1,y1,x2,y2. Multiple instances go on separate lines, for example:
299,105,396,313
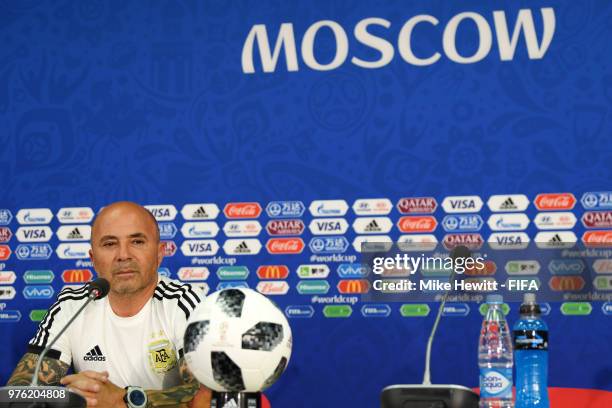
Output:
1,282,108,407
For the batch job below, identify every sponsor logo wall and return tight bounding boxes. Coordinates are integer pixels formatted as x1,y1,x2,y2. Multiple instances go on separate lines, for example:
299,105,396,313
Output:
1,192,609,326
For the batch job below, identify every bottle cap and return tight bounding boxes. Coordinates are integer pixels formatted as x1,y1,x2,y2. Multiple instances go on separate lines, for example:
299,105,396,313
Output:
520,292,541,315
486,294,503,304
523,293,536,304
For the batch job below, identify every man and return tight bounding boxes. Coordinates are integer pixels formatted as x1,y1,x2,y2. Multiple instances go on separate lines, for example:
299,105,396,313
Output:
7,201,210,407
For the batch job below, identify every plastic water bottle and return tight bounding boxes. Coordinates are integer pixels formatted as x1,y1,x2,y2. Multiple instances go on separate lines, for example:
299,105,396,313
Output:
513,293,549,408
479,294,514,407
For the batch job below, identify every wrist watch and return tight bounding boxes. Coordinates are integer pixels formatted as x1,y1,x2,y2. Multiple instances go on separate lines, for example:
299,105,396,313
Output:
124,386,147,408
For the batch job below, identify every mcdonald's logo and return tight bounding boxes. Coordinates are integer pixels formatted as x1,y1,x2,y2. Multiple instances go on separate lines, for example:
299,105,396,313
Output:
256,265,289,280
548,276,585,292
337,279,370,294
62,269,93,283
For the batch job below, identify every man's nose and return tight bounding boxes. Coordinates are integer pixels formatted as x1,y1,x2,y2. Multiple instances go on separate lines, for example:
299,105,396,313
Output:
116,241,132,261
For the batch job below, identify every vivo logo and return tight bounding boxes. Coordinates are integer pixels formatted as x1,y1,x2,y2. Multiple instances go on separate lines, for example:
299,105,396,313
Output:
23,285,55,300
548,259,585,275
242,9,555,74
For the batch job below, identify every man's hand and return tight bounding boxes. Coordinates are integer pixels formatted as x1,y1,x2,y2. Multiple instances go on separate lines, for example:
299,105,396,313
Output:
60,370,125,407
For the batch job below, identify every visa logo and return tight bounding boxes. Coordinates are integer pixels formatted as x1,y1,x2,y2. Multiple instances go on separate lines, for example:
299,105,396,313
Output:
450,200,475,209
498,236,523,244
317,221,342,231
24,230,47,239
190,243,212,252
151,208,170,218
23,285,55,299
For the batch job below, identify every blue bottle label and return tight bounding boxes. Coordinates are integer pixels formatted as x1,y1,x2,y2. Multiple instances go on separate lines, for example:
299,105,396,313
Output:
513,329,548,350
480,368,513,398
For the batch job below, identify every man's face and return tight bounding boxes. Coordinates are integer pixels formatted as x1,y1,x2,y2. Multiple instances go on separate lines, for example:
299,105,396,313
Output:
89,205,162,296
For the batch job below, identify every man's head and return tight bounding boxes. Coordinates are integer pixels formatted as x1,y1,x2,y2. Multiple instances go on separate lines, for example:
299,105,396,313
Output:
89,201,162,296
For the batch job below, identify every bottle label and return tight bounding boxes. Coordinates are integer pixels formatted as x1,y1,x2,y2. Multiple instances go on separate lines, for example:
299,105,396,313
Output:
479,368,512,398
513,330,548,350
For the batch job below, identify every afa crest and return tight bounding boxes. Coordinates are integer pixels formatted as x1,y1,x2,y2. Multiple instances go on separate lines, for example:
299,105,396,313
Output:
148,339,177,374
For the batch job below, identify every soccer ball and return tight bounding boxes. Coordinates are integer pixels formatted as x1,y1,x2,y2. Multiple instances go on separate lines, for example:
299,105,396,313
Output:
183,288,292,392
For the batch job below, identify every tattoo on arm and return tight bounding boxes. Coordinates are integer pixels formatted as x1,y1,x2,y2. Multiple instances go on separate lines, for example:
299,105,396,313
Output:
145,357,202,407
7,353,69,386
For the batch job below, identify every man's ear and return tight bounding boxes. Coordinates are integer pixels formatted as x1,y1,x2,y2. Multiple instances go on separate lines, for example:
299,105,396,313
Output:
157,242,165,267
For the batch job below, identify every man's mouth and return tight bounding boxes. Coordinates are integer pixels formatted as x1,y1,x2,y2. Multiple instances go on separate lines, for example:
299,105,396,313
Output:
115,269,138,278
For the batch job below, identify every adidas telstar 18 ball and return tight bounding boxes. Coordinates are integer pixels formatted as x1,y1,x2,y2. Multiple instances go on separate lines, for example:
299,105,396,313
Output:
183,288,292,392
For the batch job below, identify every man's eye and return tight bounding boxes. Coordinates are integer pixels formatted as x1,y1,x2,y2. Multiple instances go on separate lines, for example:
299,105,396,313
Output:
133,239,145,245
103,242,116,247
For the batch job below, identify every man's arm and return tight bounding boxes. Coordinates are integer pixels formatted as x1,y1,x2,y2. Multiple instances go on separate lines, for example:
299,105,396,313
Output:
7,353,70,386
145,356,208,407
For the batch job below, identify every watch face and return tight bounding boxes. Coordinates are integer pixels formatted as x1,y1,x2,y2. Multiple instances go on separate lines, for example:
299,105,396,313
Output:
129,389,146,406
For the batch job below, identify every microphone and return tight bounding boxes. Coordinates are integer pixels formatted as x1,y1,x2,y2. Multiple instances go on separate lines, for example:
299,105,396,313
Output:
423,245,471,385
381,245,480,408
0,279,112,407
88,277,110,300
31,278,110,386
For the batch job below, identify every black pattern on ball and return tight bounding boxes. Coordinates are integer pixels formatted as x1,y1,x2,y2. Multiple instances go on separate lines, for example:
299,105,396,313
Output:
216,289,245,317
241,322,283,351
262,357,287,389
211,352,245,391
184,320,210,354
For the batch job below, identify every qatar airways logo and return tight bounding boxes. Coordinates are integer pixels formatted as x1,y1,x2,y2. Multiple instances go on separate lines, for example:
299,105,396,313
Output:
242,8,555,74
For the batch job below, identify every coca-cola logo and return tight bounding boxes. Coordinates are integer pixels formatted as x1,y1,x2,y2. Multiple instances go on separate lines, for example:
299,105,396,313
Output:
223,202,262,219
582,231,612,247
397,216,437,233
266,238,305,254
534,193,576,210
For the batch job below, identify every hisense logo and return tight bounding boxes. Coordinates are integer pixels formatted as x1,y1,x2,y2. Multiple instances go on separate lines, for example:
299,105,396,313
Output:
242,8,555,73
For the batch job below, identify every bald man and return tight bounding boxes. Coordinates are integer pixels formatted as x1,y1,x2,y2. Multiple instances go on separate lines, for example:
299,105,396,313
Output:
7,201,210,407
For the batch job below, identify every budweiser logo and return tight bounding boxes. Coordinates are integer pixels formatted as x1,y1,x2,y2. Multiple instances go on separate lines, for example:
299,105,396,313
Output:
582,231,612,246
534,193,576,210
266,238,304,254
223,203,262,218
397,216,437,233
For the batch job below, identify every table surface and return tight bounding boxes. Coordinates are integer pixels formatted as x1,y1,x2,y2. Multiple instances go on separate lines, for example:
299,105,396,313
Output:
474,387,612,408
